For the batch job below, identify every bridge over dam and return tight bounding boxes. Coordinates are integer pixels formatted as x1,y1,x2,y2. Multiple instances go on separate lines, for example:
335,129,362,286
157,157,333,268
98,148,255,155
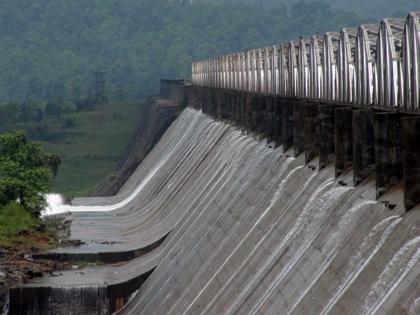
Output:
8,11,420,315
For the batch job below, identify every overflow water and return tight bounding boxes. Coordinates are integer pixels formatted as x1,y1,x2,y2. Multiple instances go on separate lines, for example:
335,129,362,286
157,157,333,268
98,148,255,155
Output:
361,236,420,314
318,216,403,315
16,108,420,315
119,109,419,315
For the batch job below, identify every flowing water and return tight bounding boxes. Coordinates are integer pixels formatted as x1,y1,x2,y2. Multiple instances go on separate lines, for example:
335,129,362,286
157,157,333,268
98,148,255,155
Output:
21,108,420,315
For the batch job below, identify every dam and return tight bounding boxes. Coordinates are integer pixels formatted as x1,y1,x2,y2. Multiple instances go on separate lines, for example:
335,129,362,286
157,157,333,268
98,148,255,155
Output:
7,11,420,315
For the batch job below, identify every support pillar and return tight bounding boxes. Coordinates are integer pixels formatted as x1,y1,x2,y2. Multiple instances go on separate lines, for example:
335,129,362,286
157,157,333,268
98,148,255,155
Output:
281,98,294,152
293,100,305,157
245,93,254,132
198,86,205,109
374,112,403,198
304,102,319,164
234,92,241,125
353,109,375,185
257,95,267,136
226,91,233,121
251,95,259,134
335,107,353,177
201,88,211,116
216,90,228,120
240,92,247,130
265,96,274,142
402,117,420,211
318,105,336,169
273,97,283,147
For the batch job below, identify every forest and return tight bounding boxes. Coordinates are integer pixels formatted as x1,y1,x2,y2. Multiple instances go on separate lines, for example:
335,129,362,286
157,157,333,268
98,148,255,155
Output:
0,0,369,105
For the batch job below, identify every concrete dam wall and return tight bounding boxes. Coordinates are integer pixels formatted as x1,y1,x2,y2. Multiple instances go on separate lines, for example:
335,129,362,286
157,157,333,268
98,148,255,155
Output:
9,10,420,314
9,97,420,314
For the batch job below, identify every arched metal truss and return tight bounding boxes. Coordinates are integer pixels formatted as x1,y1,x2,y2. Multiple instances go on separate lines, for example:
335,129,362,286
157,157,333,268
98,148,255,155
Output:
404,12,420,110
323,32,339,101
356,24,378,105
191,11,420,111
338,28,357,104
310,35,324,99
377,18,405,107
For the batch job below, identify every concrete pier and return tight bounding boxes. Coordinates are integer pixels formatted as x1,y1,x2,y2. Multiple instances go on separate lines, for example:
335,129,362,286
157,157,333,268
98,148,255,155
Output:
245,93,254,132
281,98,294,152
335,107,353,177
402,117,420,211
216,90,226,120
233,92,241,125
374,112,403,198
257,95,266,136
318,105,336,169
352,109,375,185
227,91,235,121
293,100,305,157
239,92,247,129
304,101,319,164
265,97,274,142
273,98,282,147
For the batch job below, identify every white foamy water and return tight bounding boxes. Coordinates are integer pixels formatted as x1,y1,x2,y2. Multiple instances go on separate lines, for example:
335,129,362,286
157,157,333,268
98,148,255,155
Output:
319,216,403,315
287,200,378,315
43,193,66,216
42,154,171,216
179,161,300,315
164,136,277,315
42,109,203,216
409,298,420,315
249,184,353,315
362,235,420,314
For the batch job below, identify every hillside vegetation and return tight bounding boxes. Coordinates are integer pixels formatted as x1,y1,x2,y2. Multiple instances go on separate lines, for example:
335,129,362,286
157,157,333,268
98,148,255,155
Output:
0,0,364,103
1,101,144,197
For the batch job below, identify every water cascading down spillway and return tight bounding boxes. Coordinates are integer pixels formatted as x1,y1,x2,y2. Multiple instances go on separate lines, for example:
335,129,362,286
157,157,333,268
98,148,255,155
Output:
9,10,420,314
9,103,420,314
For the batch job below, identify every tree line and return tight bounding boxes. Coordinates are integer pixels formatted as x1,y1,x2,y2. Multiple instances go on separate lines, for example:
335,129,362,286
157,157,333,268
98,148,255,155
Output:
0,131,60,217
0,0,364,104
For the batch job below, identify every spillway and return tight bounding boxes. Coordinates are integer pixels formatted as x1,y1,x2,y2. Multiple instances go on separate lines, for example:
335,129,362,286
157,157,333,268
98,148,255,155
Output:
9,107,420,314
117,108,419,315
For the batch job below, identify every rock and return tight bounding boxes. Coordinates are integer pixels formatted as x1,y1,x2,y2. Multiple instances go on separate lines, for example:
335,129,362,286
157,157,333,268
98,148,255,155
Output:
26,266,44,278
24,253,34,261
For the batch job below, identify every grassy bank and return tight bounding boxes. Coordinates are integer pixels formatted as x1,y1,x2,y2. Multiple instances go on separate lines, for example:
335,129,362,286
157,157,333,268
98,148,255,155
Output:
1,101,143,197
0,202,58,249
0,203,39,247
44,101,143,196
0,202,62,288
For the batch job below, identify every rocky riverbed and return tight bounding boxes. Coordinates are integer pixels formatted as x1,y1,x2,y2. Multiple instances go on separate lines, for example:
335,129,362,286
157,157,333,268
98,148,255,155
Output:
0,215,74,313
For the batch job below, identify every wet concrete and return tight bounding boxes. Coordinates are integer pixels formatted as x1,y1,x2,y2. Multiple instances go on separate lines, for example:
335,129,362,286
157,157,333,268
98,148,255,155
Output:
374,112,403,198
318,104,336,170
402,117,420,211
353,109,375,186
11,87,420,314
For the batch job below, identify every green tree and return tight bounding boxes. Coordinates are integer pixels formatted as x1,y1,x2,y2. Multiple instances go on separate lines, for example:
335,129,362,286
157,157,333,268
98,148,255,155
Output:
0,131,61,216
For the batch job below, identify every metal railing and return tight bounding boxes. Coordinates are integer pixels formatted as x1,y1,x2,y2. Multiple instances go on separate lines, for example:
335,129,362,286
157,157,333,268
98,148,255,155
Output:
192,11,420,111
